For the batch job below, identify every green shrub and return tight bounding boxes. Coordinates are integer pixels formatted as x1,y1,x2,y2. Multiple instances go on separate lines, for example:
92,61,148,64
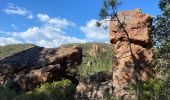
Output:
0,79,76,100
76,42,114,77
0,85,17,100
0,44,35,59
128,77,164,100
16,79,76,100
141,78,163,99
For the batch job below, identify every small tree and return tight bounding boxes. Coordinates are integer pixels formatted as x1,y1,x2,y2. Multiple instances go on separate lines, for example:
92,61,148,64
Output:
97,0,142,100
153,0,170,99
153,0,170,45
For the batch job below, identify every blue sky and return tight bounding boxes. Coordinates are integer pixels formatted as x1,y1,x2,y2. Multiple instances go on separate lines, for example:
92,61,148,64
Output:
0,0,161,48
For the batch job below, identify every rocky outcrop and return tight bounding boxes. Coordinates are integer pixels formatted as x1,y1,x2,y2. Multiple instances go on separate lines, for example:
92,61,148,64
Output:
87,44,100,57
110,9,153,99
75,71,113,100
0,45,82,91
110,9,153,44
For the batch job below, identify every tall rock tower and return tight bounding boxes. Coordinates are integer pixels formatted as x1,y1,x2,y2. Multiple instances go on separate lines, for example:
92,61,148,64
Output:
110,9,153,99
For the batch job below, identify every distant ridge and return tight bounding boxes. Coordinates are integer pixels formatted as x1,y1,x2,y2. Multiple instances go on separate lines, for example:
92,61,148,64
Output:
0,44,36,59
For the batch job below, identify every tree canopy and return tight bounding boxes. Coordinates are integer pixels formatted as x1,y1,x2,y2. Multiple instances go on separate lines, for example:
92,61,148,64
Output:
153,0,170,45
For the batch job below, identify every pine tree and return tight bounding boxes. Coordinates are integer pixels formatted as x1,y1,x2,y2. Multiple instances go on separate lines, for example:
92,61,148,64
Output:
153,0,170,44
154,0,170,99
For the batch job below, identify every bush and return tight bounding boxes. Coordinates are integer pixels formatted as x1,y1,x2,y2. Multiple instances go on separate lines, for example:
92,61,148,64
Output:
0,79,76,100
0,85,17,100
76,42,114,77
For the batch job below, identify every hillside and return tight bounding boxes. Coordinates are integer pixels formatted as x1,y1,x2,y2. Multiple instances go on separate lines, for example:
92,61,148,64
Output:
0,43,114,77
0,43,115,100
77,43,114,76
0,44,36,60
0,43,169,100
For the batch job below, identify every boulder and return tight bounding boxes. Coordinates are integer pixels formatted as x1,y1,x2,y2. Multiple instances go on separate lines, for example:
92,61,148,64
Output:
110,9,153,99
76,71,113,100
109,8,153,44
0,45,82,91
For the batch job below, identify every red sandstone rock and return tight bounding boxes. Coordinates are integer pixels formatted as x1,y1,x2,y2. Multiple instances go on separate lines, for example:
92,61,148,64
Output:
0,45,82,91
109,9,153,44
110,9,153,99
75,71,113,100
87,44,100,57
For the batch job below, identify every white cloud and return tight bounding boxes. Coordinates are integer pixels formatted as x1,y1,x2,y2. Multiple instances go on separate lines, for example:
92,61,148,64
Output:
0,14,87,48
37,13,76,28
0,37,21,46
27,14,34,19
80,19,109,41
48,18,76,27
11,26,86,48
37,14,50,22
3,4,27,15
3,3,34,19
1,11,110,47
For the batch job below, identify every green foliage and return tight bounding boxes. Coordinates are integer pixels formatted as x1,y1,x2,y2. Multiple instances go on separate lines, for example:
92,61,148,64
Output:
152,1,170,99
0,43,114,99
99,0,120,19
96,21,102,27
0,44,35,59
64,42,114,78
141,78,163,99
0,42,114,79
158,69,170,100
99,7,108,19
0,79,76,100
128,78,164,99
136,0,170,99
104,0,118,9
15,79,76,100
1,41,169,99
104,95,116,100
153,0,170,44
97,0,120,27
159,0,170,16
77,42,114,77
0,85,17,100
154,43,170,99
128,42,170,99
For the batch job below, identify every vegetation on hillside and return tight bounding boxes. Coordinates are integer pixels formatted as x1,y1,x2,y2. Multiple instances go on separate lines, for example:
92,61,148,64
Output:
76,42,114,77
0,79,75,100
0,44,35,59
0,42,114,100
0,40,169,100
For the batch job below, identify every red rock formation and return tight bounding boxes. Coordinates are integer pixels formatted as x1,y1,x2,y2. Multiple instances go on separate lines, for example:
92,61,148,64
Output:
110,9,153,99
75,71,113,99
110,9,153,44
87,44,100,57
0,45,82,91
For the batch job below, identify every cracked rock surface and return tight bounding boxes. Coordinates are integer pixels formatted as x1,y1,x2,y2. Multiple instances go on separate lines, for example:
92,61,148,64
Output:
110,9,153,99
0,45,82,91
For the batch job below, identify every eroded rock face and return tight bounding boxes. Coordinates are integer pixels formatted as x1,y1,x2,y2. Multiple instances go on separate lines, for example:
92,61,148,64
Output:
110,9,153,99
87,44,100,57
0,45,82,91
75,71,113,100
110,9,153,44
